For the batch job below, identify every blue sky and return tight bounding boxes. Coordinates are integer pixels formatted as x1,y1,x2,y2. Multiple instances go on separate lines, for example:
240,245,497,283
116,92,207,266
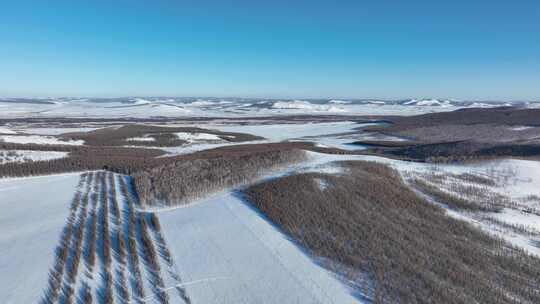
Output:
0,0,539,100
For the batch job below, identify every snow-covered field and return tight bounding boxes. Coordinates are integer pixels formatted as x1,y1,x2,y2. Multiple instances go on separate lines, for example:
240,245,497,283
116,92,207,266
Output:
14,127,99,135
0,134,84,146
127,136,156,142
0,173,81,304
0,126,17,134
211,121,370,142
175,132,222,142
0,150,68,164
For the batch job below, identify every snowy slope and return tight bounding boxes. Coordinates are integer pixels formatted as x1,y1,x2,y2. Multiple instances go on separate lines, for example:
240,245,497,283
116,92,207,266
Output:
157,192,364,303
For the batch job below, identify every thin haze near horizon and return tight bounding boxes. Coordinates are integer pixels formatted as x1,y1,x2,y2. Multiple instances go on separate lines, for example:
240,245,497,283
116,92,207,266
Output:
1,0,539,100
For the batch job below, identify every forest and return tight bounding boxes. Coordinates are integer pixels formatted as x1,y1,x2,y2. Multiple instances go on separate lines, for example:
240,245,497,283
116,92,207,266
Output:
243,161,540,304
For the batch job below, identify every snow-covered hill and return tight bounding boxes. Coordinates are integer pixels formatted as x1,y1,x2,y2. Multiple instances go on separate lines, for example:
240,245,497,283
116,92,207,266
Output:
0,97,532,118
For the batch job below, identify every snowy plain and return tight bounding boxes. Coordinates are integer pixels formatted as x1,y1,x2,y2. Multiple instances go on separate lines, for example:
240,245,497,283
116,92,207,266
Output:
0,173,81,304
14,127,99,135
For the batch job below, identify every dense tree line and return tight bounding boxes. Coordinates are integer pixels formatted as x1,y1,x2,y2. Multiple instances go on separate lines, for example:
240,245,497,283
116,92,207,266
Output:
0,145,163,177
119,177,146,301
86,191,98,270
0,114,359,126
243,160,540,304
139,215,169,304
357,108,540,161
364,140,540,163
99,172,114,304
0,139,357,179
369,107,540,133
133,148,307,206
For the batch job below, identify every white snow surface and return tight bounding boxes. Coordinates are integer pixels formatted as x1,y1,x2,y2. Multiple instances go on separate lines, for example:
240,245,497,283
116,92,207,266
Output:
0,98,516,118
0,126,17,134
0,134,84,145
0,150,68,164
491,209,540,233
0,173,81,304
127,136,155,141
157,191,364,303
404,99,452,107
211,121,362,142
328,100,351,104
508,126,534,131
16,127,98,135
175,132,222,142
271,100,347,112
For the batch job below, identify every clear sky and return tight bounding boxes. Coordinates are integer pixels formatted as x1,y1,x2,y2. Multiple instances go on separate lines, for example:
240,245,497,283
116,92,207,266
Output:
1,0,539,100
